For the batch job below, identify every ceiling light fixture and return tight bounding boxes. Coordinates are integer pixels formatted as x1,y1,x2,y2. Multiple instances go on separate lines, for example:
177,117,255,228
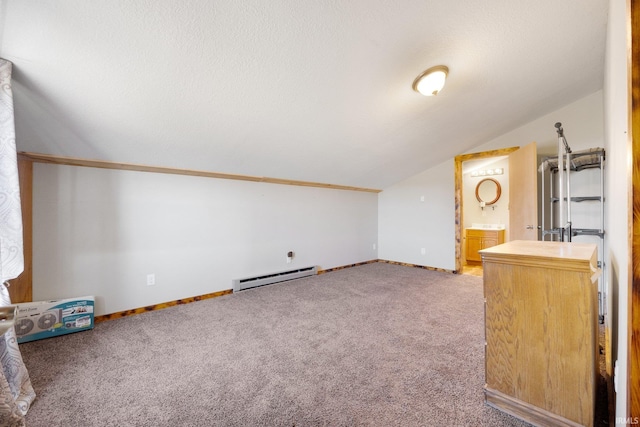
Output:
412,65,449,96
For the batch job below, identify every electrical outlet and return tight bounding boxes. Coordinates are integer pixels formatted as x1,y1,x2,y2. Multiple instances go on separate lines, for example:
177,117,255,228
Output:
146,274,155,286
373,243,376,250
421,248,426,255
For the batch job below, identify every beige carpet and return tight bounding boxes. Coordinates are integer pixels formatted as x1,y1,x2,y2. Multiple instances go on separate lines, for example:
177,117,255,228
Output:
18,263,603,426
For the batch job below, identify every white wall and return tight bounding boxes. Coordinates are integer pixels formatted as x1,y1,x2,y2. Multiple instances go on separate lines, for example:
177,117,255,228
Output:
379,90,604,271
604,0,629,422
32,164,378,316
473,91,605,156
378,160,456,269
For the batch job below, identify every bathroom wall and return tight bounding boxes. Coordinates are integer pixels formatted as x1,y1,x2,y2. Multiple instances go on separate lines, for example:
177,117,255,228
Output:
462,157,509,230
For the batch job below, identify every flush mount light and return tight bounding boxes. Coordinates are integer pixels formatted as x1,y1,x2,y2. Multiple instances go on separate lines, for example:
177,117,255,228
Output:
412,65,449,96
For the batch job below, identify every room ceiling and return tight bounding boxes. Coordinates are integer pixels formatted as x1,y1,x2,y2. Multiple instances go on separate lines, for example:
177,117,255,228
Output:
0,1,608,190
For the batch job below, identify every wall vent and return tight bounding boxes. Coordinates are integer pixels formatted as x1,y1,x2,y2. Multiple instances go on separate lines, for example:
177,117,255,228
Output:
232,266,317,292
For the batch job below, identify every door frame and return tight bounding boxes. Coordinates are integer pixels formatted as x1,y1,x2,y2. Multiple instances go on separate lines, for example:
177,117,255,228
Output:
453,146,519,273
629,0,639,417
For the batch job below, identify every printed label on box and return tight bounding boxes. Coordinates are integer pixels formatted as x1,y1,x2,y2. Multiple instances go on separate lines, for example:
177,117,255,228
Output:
15,296,95,344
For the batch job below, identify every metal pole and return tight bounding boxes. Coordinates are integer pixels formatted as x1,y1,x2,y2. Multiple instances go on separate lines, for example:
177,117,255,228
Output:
599,152,605,321
600,153,605,235
566,149,572,242
555,123,565,241
550,163,556,240
541,161,546,240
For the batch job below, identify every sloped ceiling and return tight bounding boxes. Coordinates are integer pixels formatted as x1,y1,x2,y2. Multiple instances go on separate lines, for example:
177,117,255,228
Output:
0,1,608,189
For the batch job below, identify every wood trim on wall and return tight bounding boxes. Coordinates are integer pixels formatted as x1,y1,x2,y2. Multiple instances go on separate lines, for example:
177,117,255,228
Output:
7,154,33,303
453,146,519,273
95,289,234,323
93,259,453,322
96,261,379,322
11,150,380,311
629,0,640,418
18,151,382,193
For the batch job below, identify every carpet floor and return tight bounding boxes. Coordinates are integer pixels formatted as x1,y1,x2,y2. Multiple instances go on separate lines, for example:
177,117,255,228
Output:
18,263,603,426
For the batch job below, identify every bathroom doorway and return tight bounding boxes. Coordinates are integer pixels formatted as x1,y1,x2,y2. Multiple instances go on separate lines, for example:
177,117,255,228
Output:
454,143,538,275
454,147,518,275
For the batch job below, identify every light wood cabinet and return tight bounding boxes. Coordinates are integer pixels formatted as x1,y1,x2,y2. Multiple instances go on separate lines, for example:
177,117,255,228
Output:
480,240,599,427
465,228,505,263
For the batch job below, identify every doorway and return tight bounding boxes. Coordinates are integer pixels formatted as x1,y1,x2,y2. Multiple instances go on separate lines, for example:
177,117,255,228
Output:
453,147,518,274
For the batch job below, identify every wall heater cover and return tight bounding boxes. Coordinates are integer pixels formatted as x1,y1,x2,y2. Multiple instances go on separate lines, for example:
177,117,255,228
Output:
232,266,317,292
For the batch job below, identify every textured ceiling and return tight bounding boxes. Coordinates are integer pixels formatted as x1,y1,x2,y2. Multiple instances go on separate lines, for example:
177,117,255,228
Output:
0,0,608,189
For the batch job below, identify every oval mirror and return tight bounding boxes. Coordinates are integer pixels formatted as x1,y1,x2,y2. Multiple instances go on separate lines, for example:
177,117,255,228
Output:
475,178,501,205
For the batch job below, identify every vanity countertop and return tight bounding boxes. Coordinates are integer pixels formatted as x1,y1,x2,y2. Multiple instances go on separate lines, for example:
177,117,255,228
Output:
467,223,505,230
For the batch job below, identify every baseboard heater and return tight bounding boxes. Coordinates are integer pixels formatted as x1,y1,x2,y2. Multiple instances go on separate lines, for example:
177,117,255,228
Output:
232,266,317,292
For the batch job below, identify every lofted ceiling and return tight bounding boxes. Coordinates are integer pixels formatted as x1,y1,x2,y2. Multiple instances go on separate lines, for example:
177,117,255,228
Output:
0,1,608,190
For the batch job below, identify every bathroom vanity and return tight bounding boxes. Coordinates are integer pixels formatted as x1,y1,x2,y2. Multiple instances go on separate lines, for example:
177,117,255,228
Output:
480,240,600,427
465,226,505,263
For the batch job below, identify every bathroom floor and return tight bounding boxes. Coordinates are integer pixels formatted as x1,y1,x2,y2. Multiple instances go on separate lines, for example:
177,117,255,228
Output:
461,264,483,277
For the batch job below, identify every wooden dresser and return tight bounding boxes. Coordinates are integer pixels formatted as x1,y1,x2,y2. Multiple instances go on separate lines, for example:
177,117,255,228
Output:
466,228,505,263
480,240,600,427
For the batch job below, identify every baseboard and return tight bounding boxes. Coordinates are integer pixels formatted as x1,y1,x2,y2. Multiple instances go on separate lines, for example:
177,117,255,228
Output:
319,259,454,274
377,259,455,274
94,289,233,323
317,260,379,274
95,259,452,323
485,387,586,427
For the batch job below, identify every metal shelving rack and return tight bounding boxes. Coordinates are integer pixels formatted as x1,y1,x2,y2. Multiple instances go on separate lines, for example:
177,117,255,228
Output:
539,124,606,322
540,147,605,241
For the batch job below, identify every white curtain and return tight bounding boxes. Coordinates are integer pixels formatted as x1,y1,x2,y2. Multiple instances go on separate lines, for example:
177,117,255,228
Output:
0,59,36,426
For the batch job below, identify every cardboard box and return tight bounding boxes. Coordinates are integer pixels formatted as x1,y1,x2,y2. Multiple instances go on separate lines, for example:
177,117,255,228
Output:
15,296,95,343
